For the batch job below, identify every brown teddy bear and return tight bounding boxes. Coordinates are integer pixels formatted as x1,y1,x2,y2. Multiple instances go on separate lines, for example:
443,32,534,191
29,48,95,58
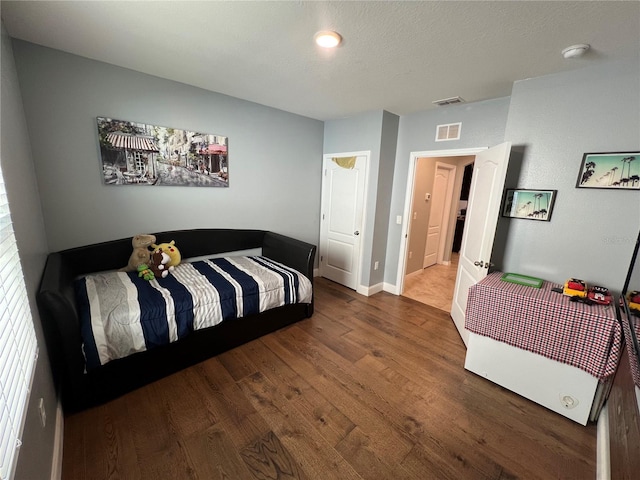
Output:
120,234,156,272
148,250,173,278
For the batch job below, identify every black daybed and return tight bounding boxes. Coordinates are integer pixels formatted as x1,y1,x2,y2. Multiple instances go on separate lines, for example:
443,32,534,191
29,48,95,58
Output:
37,229,316,412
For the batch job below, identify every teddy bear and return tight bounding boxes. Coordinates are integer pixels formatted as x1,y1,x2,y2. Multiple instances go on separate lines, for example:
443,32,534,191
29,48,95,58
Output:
148,250,173,279
120,234,156,272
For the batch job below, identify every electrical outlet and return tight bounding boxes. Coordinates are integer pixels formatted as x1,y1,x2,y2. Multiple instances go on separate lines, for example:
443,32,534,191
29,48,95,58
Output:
409,251,413,259
38,398,46,427
560,395,579,409
396,215,402,225
374,261,379,270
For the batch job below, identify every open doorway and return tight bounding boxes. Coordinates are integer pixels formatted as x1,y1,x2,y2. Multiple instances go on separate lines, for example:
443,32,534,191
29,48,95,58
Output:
400,153,476,312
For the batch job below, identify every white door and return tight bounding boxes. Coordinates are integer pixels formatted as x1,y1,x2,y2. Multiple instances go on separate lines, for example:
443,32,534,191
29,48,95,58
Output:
423,163,455,268
319,153,368,290
451,142,512,345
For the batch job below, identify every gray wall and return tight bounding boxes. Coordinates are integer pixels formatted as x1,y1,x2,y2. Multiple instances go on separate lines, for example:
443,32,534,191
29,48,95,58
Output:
1,25,57,480
12,40,324,252
406,157,437,274
384,97,511,284
500,60,640,291
323,110,398,288
371,110,398,286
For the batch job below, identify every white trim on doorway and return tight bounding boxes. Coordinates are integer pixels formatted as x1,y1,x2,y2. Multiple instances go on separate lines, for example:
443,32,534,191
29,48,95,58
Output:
396,147,488,296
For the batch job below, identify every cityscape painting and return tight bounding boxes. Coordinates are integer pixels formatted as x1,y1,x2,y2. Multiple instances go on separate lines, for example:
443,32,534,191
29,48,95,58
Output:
576,152,639,190
96,117,228,187
502,189,557,221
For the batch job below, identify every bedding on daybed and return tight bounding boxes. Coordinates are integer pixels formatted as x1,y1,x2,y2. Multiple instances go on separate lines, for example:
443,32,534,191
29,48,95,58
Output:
75,255,312,370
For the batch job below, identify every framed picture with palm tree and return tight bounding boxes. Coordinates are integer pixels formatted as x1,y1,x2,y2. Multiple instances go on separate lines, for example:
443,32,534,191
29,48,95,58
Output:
502,189,557,221
576,152,640,189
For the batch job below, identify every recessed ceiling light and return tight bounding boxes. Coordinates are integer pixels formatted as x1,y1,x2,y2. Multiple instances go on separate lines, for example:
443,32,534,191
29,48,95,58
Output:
562,44,590,59
314,31,342,48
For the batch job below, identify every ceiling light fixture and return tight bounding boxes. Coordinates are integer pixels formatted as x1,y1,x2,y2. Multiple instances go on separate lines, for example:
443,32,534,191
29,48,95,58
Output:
561,44,590,59
314,31,342,48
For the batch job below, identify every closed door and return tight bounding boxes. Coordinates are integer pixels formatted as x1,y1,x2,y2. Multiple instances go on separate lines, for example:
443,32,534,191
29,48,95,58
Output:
451,142,512,345
424,163,455,268
319,153,368,290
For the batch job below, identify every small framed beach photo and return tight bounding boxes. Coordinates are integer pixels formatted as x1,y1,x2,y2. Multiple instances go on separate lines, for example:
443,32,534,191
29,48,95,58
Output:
502,189,556,221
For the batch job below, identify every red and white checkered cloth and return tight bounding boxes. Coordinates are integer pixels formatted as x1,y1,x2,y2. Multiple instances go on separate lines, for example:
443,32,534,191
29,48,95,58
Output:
465,271,622,380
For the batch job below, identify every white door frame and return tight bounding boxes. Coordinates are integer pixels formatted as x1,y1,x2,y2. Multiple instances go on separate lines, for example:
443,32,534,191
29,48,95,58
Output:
320,150,370,293
397,147,488,295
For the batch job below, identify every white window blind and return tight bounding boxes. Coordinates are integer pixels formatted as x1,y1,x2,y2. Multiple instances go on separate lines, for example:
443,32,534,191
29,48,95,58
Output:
0,164,38,480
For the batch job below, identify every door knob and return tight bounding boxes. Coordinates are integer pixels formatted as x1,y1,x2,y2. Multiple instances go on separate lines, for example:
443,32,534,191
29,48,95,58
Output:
473,260,484,267
354,231,360,236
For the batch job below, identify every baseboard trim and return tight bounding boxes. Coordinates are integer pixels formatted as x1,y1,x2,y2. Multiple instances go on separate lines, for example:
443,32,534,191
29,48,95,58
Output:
356,283,384,297
50,400,64,480
596,403,610,480
383,282,400,295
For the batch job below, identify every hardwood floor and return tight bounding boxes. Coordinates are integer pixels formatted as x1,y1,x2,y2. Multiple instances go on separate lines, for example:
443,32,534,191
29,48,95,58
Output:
62,278,596,480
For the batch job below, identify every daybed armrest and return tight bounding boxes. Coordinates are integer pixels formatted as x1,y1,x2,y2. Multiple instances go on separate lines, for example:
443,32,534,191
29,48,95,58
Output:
262,232,316,281
37,253,86,404
263,232,316,317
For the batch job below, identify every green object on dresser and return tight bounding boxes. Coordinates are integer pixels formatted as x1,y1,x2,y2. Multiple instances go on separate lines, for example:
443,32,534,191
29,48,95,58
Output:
500,272,544,288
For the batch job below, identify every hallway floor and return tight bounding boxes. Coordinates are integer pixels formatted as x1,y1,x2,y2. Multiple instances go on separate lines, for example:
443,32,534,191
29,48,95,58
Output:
402,253,459,312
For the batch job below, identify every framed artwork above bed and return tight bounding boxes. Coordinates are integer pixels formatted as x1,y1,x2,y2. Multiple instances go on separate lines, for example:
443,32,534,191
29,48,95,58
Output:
96,116,229,187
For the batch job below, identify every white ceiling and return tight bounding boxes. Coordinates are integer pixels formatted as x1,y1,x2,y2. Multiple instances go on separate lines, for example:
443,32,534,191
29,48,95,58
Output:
2,1,639,121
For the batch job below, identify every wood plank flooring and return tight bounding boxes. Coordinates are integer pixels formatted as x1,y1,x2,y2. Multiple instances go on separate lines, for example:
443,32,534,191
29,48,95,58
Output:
62,278,596,480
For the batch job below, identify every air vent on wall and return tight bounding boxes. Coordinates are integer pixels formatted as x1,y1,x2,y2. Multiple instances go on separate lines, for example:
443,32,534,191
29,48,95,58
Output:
432,96,465,106
435,122,462,142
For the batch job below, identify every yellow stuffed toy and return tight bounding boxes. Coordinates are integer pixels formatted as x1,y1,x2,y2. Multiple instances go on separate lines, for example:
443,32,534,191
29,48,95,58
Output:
151,240,181,268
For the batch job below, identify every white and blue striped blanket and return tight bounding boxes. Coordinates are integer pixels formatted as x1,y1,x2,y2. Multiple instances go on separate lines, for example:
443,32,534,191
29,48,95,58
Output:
75,256,312,371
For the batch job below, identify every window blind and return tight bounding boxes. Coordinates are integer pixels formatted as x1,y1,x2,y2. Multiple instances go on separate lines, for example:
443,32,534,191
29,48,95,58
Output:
0,164,38,480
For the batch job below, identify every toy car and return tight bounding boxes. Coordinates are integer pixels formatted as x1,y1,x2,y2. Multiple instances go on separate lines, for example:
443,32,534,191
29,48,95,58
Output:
628,290,640,313
563,278,587,298
587,285,612,305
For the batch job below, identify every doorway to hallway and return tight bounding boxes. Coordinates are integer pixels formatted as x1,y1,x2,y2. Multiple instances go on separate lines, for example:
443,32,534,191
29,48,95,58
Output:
399,151,475,313
398,143,512,344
